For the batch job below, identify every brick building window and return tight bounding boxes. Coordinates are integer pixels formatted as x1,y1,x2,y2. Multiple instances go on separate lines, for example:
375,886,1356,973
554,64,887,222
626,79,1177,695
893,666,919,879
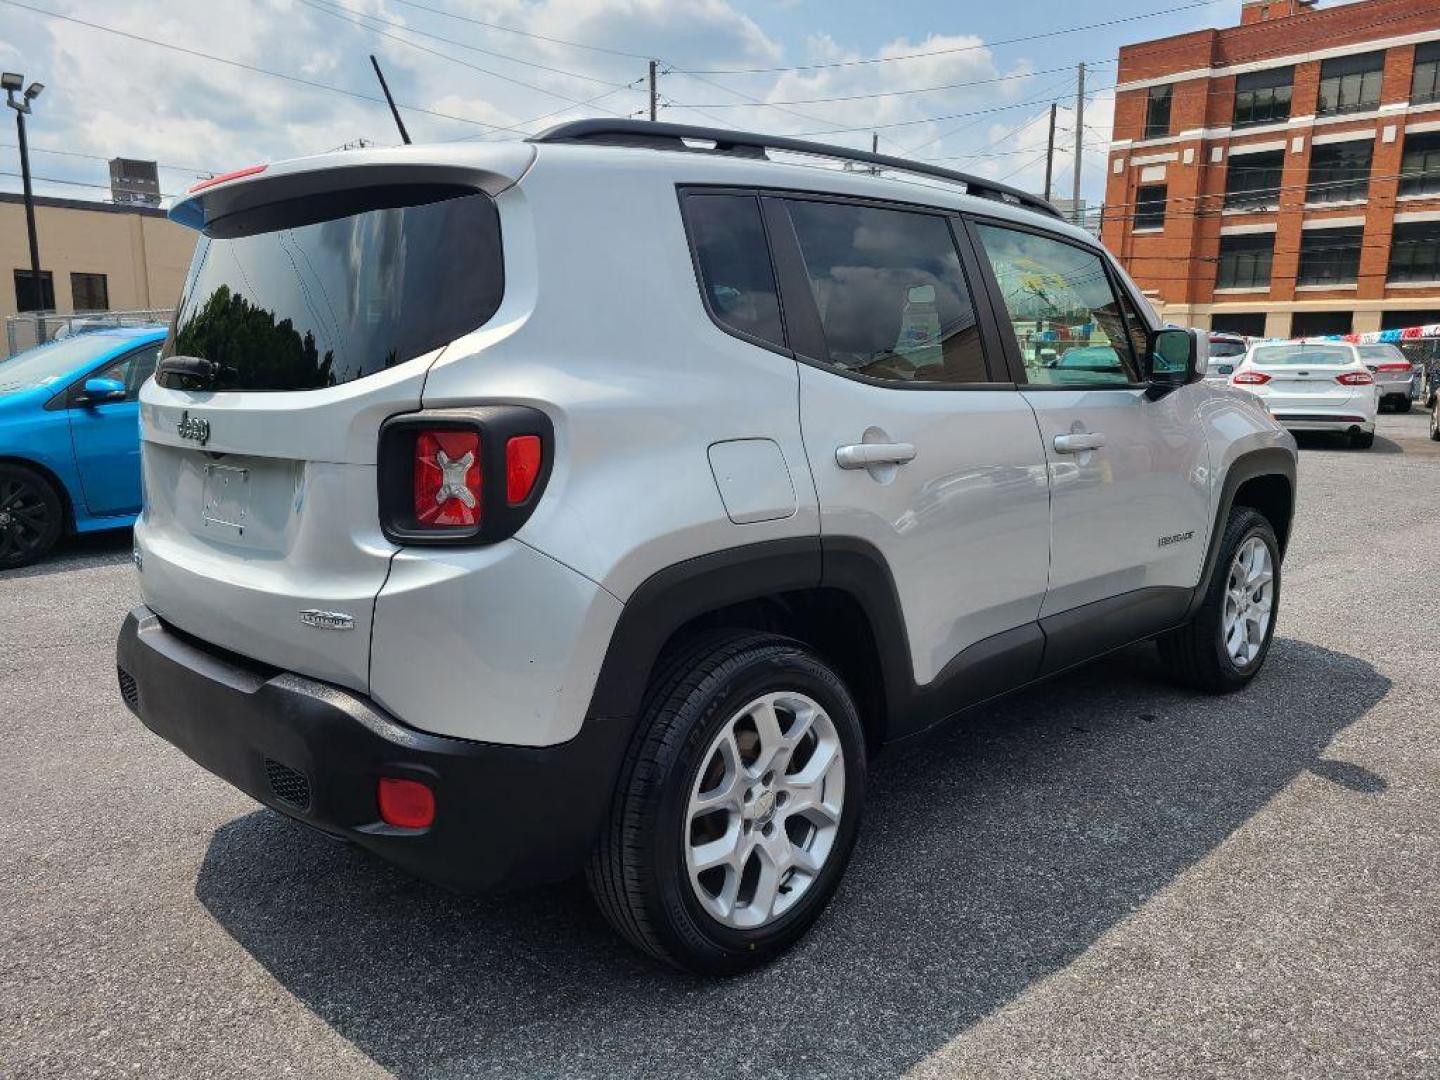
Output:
1388,222,1440,283
13,269,54,312
1316,52,1384,117
1306,140,1373,204
1144,84,1172,138
1297,227,1363,286
1399,131,1440,198
1224,150,1285,210
1233,67,1293,127
70,272,109,312
1412,42,1440,106
1216,233,1275,289
1135,185,1167,230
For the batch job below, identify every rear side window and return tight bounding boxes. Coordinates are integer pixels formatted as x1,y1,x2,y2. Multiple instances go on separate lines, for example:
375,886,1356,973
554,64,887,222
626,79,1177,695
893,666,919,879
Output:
162,188,502,392
973,224,1140,387
784,200,989,385
682,193,785,350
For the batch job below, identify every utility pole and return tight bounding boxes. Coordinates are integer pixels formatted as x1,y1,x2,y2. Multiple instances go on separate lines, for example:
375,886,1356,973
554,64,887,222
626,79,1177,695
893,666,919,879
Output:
648,60,658,121
1043,102,1057,202
1072,61,1085,224
369,55,410,145
4,72,45,325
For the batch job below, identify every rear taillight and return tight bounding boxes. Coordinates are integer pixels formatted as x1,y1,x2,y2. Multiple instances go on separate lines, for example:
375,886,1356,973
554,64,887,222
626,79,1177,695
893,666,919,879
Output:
1373,362,1412,373
414,430,482,527
1336,371,1374,385
378,407,553,545
1232,371,1271,385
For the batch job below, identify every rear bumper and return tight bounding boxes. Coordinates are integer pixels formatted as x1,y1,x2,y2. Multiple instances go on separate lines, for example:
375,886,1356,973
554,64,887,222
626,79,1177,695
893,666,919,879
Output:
117,606,629,892
1269,412,1375,432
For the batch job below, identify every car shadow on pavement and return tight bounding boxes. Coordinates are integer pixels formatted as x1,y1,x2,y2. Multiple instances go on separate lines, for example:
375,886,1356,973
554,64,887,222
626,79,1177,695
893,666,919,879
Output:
1292,431,1405,454
1,527,132,580
195,637,1388,1079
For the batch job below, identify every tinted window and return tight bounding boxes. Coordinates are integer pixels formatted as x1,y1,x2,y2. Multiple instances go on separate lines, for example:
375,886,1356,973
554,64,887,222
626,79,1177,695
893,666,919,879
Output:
1388,221,1440,283
1399,131,1440,198
1233,67,1293,127
1306,140,1372,204
1216,233,1275,289
683,193,785,350
974,225,1139,387
163,190,502,392
1224,151,1285,210
785,200,989,385
90,344,161,402
1135,185,1166,230
1145,85,1172,138
1297,227,1363,286
1317,52,1384,116
71,272,110,312
1413,41,1440,106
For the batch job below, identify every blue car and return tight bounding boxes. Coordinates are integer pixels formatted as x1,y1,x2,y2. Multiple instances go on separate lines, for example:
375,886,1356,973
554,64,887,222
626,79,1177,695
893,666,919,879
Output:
0,327,166,568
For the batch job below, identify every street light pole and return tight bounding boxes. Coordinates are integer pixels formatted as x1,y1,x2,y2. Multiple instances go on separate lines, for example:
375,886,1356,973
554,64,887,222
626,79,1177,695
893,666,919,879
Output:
4,73,46,317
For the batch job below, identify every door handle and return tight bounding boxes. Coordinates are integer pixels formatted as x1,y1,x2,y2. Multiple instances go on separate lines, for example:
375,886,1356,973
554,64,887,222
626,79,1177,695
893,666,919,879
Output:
835,442,917,469
1053,432,1106,454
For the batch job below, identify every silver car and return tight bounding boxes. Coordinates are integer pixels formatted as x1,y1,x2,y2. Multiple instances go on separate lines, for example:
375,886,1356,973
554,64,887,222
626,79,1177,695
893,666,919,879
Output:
1356,343,1417,412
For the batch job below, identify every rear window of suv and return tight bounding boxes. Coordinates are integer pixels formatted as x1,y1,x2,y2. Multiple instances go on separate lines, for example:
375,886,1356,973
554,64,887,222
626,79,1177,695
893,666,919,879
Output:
161,187,502,392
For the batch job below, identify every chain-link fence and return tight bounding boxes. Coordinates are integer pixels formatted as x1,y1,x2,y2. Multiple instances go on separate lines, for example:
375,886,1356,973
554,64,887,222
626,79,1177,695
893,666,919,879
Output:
4,309,173,358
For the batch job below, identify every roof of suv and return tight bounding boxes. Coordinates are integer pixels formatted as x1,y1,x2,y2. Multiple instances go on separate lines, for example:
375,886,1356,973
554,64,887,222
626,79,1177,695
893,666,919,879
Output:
170,120,1095,247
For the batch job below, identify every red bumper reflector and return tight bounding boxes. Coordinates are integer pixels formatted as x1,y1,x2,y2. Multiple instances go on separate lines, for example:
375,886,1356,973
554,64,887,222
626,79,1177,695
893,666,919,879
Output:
506,434,542,505
377,777,436,829
414,429,482,527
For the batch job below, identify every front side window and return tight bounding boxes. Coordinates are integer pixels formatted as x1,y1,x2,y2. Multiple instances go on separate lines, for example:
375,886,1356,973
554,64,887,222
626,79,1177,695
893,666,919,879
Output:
1224,151,1285,211
164,188,503,392
1306,140,1373,204
784,200,989,385
1135,185,1167,230
1297,227,1364,286
1413,41,1440,105
1216,233,1275,289
1144,85,1172,139
1399,131,1440,198
88,344,161,403
683,193,785,350
1388,221,1440,283
1233,67,1293,127
1317,52,1384,117
973,224,1140,387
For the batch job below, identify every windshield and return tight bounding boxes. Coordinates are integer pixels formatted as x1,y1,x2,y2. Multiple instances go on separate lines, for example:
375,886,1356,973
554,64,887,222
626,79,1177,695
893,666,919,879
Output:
162,187,503,392
0,334,124,394
1357,345,1407,363
1251,344,1353,366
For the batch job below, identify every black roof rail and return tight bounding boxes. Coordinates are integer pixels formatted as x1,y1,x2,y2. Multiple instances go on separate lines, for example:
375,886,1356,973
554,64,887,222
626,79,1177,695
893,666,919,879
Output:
530,119,1065,222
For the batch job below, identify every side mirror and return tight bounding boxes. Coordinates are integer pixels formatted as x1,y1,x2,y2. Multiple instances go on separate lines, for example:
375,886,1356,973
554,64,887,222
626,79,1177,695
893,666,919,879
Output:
77,378,128,407
1146,327,1207,392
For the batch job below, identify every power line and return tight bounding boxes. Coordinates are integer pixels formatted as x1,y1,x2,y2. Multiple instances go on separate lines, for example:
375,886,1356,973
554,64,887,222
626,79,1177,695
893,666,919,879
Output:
0,0,538,135
675,1,1220,75
385,0,653,62
0,142,216,177
0,170,180,199
794,84,1115,138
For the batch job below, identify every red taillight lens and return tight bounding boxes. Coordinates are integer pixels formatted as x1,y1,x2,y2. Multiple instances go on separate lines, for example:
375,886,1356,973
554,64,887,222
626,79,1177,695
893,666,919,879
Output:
1336,371,1374,385
506,435,542,505
1374,362,1412,372
1232,371,1271,385
413,430,481,527
377,777,435,829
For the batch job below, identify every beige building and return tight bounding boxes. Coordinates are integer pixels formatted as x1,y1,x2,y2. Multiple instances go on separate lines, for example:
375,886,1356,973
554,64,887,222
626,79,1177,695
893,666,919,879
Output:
1,191,195,322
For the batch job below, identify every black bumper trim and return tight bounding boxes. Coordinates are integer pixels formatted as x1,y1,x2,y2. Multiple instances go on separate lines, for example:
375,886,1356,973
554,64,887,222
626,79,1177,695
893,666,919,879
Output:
117,606,628,892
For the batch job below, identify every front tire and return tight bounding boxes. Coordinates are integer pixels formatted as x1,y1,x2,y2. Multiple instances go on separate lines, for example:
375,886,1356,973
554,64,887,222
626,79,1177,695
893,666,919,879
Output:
588,631,866,974
1159,507,1280,693
0,464,63,570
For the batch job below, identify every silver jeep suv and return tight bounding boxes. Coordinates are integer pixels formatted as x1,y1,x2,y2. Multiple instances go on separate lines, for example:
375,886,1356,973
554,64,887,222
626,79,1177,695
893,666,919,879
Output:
117,120,1297,974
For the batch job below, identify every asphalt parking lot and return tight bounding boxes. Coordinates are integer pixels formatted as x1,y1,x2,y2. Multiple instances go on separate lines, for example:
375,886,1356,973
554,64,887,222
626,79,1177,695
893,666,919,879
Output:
2,411,1437,1079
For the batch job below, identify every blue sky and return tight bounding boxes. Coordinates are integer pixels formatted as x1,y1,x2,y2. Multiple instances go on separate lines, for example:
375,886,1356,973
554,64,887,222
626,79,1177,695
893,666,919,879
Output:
0,0,1238,207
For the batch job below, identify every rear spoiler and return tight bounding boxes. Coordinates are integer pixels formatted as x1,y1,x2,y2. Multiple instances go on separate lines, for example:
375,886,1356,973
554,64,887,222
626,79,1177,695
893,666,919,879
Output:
169,143,535,233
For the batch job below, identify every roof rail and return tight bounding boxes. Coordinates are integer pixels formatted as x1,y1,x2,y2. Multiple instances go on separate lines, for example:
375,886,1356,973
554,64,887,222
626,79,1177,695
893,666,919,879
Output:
530,119,1065,222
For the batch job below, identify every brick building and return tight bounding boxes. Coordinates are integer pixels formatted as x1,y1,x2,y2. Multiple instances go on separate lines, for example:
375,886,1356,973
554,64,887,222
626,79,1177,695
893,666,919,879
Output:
1103,0,1440,338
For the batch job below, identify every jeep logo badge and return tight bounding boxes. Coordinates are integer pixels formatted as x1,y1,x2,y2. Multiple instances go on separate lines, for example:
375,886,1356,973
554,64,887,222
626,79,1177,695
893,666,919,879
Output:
178,410,211,446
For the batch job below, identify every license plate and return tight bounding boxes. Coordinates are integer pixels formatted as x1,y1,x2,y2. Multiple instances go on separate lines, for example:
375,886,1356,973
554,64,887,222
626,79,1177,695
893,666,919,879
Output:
202,464,251,536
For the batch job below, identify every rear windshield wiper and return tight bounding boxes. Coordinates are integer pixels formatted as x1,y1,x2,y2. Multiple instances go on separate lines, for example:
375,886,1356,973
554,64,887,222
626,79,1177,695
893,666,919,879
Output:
156,355,236,389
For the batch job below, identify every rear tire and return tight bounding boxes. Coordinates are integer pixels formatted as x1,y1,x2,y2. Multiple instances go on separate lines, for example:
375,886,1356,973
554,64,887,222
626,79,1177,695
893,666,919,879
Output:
1350,429,1375,449
0,464,63,570
1394,397,1412,414
1159,507,1280,694
588,631,866,974
1430,402,1440,441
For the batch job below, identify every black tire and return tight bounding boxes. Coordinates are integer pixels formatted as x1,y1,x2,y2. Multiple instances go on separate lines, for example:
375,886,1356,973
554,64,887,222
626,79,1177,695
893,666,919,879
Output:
1394,397,1412,414
0,464,63,570
1430,402,1440,441
1159,507,1280,694
587,630,866,974
1350,429,1375,449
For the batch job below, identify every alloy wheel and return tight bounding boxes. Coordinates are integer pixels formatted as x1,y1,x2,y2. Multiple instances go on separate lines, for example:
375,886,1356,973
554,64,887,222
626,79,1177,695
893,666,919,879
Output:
0,475,52,564
1221,536,1274,667
684,691,845,930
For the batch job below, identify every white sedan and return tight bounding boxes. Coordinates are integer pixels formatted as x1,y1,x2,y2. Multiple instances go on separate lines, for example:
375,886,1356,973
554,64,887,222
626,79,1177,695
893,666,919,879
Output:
1230,341,1379,449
